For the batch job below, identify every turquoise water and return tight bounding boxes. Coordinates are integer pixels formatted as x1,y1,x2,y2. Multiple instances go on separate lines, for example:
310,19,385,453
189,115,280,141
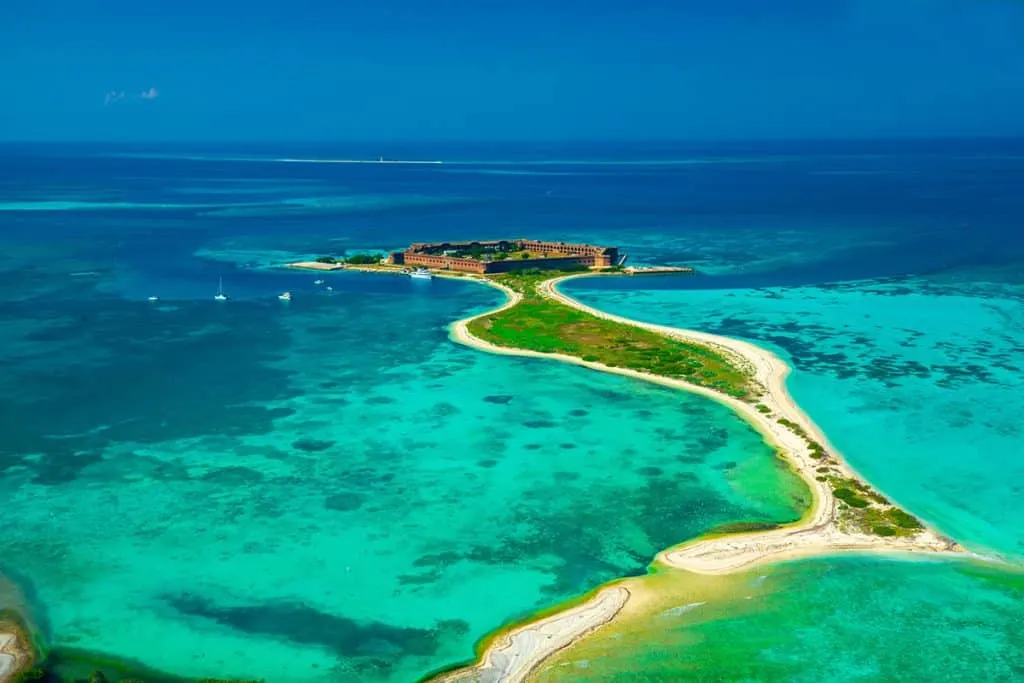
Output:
565,274,1024,559
537,556,1024,682
4,141,1024,680
0,269,805,681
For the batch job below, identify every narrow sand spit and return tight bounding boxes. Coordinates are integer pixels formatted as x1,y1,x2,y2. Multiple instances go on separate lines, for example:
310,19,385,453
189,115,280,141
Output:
435,587,629,683
436,272,964,683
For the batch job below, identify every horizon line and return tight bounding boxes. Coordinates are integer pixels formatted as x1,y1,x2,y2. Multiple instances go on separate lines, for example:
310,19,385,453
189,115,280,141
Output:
2,134,1024,146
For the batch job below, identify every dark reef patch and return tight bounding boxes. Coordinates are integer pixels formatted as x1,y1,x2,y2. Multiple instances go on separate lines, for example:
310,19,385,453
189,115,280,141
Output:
30,449,104,485
324,492,365,512
164,593,468,660
292,437,335,452
200,466,266,485
483,394,515,405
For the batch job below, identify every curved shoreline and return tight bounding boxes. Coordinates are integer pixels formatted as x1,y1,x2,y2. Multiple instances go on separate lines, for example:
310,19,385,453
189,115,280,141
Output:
436,272,966,683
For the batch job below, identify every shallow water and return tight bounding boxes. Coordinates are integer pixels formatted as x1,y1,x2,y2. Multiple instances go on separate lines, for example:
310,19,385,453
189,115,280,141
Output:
536,556,1024,682
564,274,1024,557
0,269,805,680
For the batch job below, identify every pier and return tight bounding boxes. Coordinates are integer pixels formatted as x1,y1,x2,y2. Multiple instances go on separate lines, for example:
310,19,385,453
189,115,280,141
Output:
622,265,694,275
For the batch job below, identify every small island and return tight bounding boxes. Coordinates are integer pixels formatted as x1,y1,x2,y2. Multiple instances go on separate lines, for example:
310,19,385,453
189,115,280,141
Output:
287,238,693,276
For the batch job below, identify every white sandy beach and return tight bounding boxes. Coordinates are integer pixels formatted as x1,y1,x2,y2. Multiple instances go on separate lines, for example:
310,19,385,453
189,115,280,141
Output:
437,272,964,683
435,587,629,683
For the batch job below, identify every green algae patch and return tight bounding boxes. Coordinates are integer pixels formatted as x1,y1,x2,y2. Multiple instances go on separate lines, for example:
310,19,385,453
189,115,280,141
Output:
467,271,760,400
535,556,1024,683
531,565,777,683
705,521,781,535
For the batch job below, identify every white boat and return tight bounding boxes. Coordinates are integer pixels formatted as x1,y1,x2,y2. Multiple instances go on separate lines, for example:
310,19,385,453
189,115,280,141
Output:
409,268,433,280
278,292,292,301
215,277,228,301
313,279,325,285
147,296,159,302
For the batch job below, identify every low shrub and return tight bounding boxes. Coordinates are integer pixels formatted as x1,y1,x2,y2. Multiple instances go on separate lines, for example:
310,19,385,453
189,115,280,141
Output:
887,509,923,530
833,488,869,508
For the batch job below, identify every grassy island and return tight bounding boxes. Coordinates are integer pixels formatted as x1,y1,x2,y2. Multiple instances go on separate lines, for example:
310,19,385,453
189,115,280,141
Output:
468,271,758,400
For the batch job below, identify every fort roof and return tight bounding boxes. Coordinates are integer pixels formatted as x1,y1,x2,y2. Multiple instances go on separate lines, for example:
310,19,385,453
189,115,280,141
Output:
405,238,617,257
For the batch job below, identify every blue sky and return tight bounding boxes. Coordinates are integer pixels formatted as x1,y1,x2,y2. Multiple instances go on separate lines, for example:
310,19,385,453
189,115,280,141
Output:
2,0,1024,141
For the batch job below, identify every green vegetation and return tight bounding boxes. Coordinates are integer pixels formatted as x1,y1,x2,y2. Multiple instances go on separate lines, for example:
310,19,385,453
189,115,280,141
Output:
313,255,337,264
823,474,924,537
887,508,924,530
833,487,870,508
707,521,781,535
344,253,380,265
755,403,772,414
468,271,760,399
441,241,526,260
776,417,828,460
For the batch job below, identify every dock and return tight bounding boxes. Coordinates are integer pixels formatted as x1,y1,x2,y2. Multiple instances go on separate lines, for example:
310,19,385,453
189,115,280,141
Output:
622,266,694,275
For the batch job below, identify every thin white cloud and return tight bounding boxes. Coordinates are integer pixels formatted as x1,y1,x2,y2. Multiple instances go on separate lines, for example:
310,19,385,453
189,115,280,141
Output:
104,88,159,105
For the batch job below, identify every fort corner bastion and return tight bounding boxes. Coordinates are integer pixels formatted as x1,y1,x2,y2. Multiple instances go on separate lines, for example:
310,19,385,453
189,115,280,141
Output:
388,239,623,274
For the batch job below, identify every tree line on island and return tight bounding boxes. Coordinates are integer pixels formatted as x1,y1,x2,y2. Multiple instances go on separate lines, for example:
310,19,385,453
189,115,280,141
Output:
314,253,382,265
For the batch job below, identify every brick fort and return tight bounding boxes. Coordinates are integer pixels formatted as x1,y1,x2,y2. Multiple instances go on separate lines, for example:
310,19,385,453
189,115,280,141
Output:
389,239,623,274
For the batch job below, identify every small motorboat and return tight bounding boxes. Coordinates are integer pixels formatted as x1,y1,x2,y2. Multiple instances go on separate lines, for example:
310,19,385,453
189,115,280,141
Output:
278,292,292,301
147,296,160,302
314,279,325,285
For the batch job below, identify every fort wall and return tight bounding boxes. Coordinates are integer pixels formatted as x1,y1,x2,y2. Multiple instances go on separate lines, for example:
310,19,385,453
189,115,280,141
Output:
389,238,620,274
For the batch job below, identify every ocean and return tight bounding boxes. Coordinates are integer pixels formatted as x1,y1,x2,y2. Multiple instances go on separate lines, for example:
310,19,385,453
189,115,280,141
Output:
1,140,1022,680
